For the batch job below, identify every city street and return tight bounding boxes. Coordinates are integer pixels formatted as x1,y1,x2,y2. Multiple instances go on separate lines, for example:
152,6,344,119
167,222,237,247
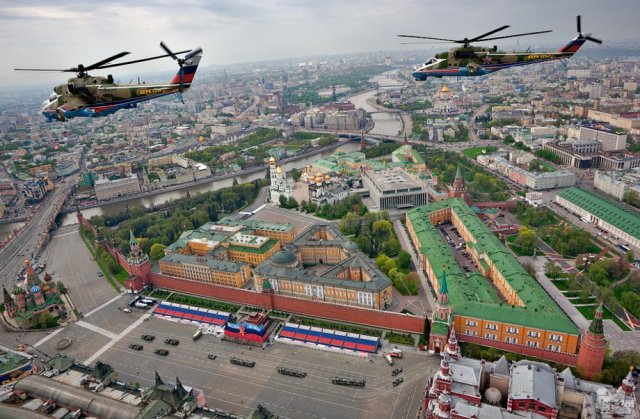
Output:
0,177,75,289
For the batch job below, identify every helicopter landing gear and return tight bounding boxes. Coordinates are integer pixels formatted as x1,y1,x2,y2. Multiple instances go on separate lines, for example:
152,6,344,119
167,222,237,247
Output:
55,108,66,122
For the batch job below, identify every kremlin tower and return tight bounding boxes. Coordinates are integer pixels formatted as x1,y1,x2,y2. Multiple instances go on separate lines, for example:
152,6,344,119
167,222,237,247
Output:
429,270,452,354
448,165,471,204
125,228,151,291
576,303,607,379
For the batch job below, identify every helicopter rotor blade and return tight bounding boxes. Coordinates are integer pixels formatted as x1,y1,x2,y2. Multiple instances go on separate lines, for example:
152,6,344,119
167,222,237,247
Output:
399,41,450,45
476,30,553,42
84,52,131,72
184,47,203,61
15,68,73,72
585,35,603,44
160,41,179,61
577,15,582,34
398,35,459,42
95,50,191,70
467,25,511,43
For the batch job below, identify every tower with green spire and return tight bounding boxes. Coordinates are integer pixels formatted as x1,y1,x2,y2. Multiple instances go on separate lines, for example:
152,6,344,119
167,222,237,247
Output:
125,227,151,292
430,268,453,354
448,164,470,203
576,302,607,379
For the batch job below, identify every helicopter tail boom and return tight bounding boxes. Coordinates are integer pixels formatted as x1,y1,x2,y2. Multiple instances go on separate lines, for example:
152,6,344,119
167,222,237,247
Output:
557,37,586,54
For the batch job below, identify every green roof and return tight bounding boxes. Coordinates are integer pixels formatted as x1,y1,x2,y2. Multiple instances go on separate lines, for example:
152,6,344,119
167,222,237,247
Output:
407,198,579,335
161,252,246,272
228,238,278,254
557,187,640,241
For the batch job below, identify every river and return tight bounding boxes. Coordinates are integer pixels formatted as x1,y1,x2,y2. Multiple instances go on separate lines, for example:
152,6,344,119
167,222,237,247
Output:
348,71,405,137
58,140,361,225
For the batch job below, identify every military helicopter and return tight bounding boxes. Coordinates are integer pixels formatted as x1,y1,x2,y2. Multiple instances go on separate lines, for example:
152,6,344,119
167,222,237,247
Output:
399,15,601,80
15,42,203,122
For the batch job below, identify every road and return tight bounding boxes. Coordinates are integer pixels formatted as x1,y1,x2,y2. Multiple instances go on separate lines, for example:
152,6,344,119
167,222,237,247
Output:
0,177,75,289
467,104,490,142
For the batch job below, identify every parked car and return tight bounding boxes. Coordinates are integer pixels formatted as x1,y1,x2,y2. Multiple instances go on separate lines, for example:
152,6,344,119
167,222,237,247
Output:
154,349,169,356
123,308,132,313
207,354,217,360
129,344,143,351
164,339,180,346
141,334,155,341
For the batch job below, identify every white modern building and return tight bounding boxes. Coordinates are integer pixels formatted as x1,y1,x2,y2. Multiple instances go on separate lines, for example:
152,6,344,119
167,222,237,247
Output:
362,167,429,209
94,174,141,201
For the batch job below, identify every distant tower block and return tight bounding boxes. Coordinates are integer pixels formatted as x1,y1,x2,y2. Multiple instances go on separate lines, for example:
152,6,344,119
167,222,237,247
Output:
404,133,409,145
360,131,366,152
576,303,607,379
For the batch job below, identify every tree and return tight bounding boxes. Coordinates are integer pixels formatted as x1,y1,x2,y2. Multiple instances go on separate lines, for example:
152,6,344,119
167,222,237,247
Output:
149,243,167,260
279,195,288,208
397,251,412,270
286,196,299,208
517,226,537,254
544,260,562,279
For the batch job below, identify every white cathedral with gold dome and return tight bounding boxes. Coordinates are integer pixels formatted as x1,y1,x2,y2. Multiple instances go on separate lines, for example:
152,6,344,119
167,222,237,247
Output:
432,85,458,115
269,157,293,203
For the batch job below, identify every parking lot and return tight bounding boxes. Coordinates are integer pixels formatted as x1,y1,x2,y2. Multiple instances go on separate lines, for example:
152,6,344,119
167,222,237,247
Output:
31,295,434,419
435,221,478,276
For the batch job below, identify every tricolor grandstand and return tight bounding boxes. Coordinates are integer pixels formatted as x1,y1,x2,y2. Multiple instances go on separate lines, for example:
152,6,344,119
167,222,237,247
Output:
277,322,380,353
153,302,229,326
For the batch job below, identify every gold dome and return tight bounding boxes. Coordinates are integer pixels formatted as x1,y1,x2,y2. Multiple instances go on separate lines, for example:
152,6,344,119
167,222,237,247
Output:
316,172,322,177
316,176,323,183
325,175,331,181
440,85,450,93
269,157,276,164
275,166,282,174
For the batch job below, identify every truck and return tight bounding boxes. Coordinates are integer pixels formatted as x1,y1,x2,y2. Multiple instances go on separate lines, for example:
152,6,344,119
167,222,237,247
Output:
331,377,366,387
230,357,255,368
277,367,307,378
192,330,203,341
385,354,393,366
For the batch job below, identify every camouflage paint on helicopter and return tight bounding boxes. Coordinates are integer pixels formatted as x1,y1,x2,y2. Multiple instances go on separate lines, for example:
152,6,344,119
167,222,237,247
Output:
16,42,202,122
401,15,601,80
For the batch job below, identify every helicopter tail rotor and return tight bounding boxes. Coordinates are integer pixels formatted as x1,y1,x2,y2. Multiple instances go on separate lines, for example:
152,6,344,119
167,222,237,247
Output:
576,15,602,44
161,42,203,92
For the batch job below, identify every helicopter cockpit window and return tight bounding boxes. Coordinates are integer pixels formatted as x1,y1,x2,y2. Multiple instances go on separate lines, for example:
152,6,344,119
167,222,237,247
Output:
49,93,57,102
424,58,437,66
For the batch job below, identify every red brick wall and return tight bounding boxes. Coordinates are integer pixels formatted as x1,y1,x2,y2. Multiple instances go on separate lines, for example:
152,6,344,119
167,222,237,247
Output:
458,334,579,366
150,273,426,333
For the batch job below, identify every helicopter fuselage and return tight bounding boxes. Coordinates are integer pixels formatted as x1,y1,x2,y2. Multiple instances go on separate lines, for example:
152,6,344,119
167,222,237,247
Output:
411,36,586,80
42,77,185,121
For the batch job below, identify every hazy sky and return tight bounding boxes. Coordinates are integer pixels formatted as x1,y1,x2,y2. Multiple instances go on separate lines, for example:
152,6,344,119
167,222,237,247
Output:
2,0,639,87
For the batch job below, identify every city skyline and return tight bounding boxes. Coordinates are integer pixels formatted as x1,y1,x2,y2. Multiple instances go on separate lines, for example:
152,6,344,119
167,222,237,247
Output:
3,0,640,86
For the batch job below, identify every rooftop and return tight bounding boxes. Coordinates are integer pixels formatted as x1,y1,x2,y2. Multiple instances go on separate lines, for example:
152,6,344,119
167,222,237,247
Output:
406,199,578,335
557,187,640,241
227,238,278,254
364,167,427,193
161,253,246,273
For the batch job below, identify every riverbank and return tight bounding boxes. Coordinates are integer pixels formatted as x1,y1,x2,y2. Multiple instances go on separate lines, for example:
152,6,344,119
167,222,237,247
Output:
62,139,350,214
